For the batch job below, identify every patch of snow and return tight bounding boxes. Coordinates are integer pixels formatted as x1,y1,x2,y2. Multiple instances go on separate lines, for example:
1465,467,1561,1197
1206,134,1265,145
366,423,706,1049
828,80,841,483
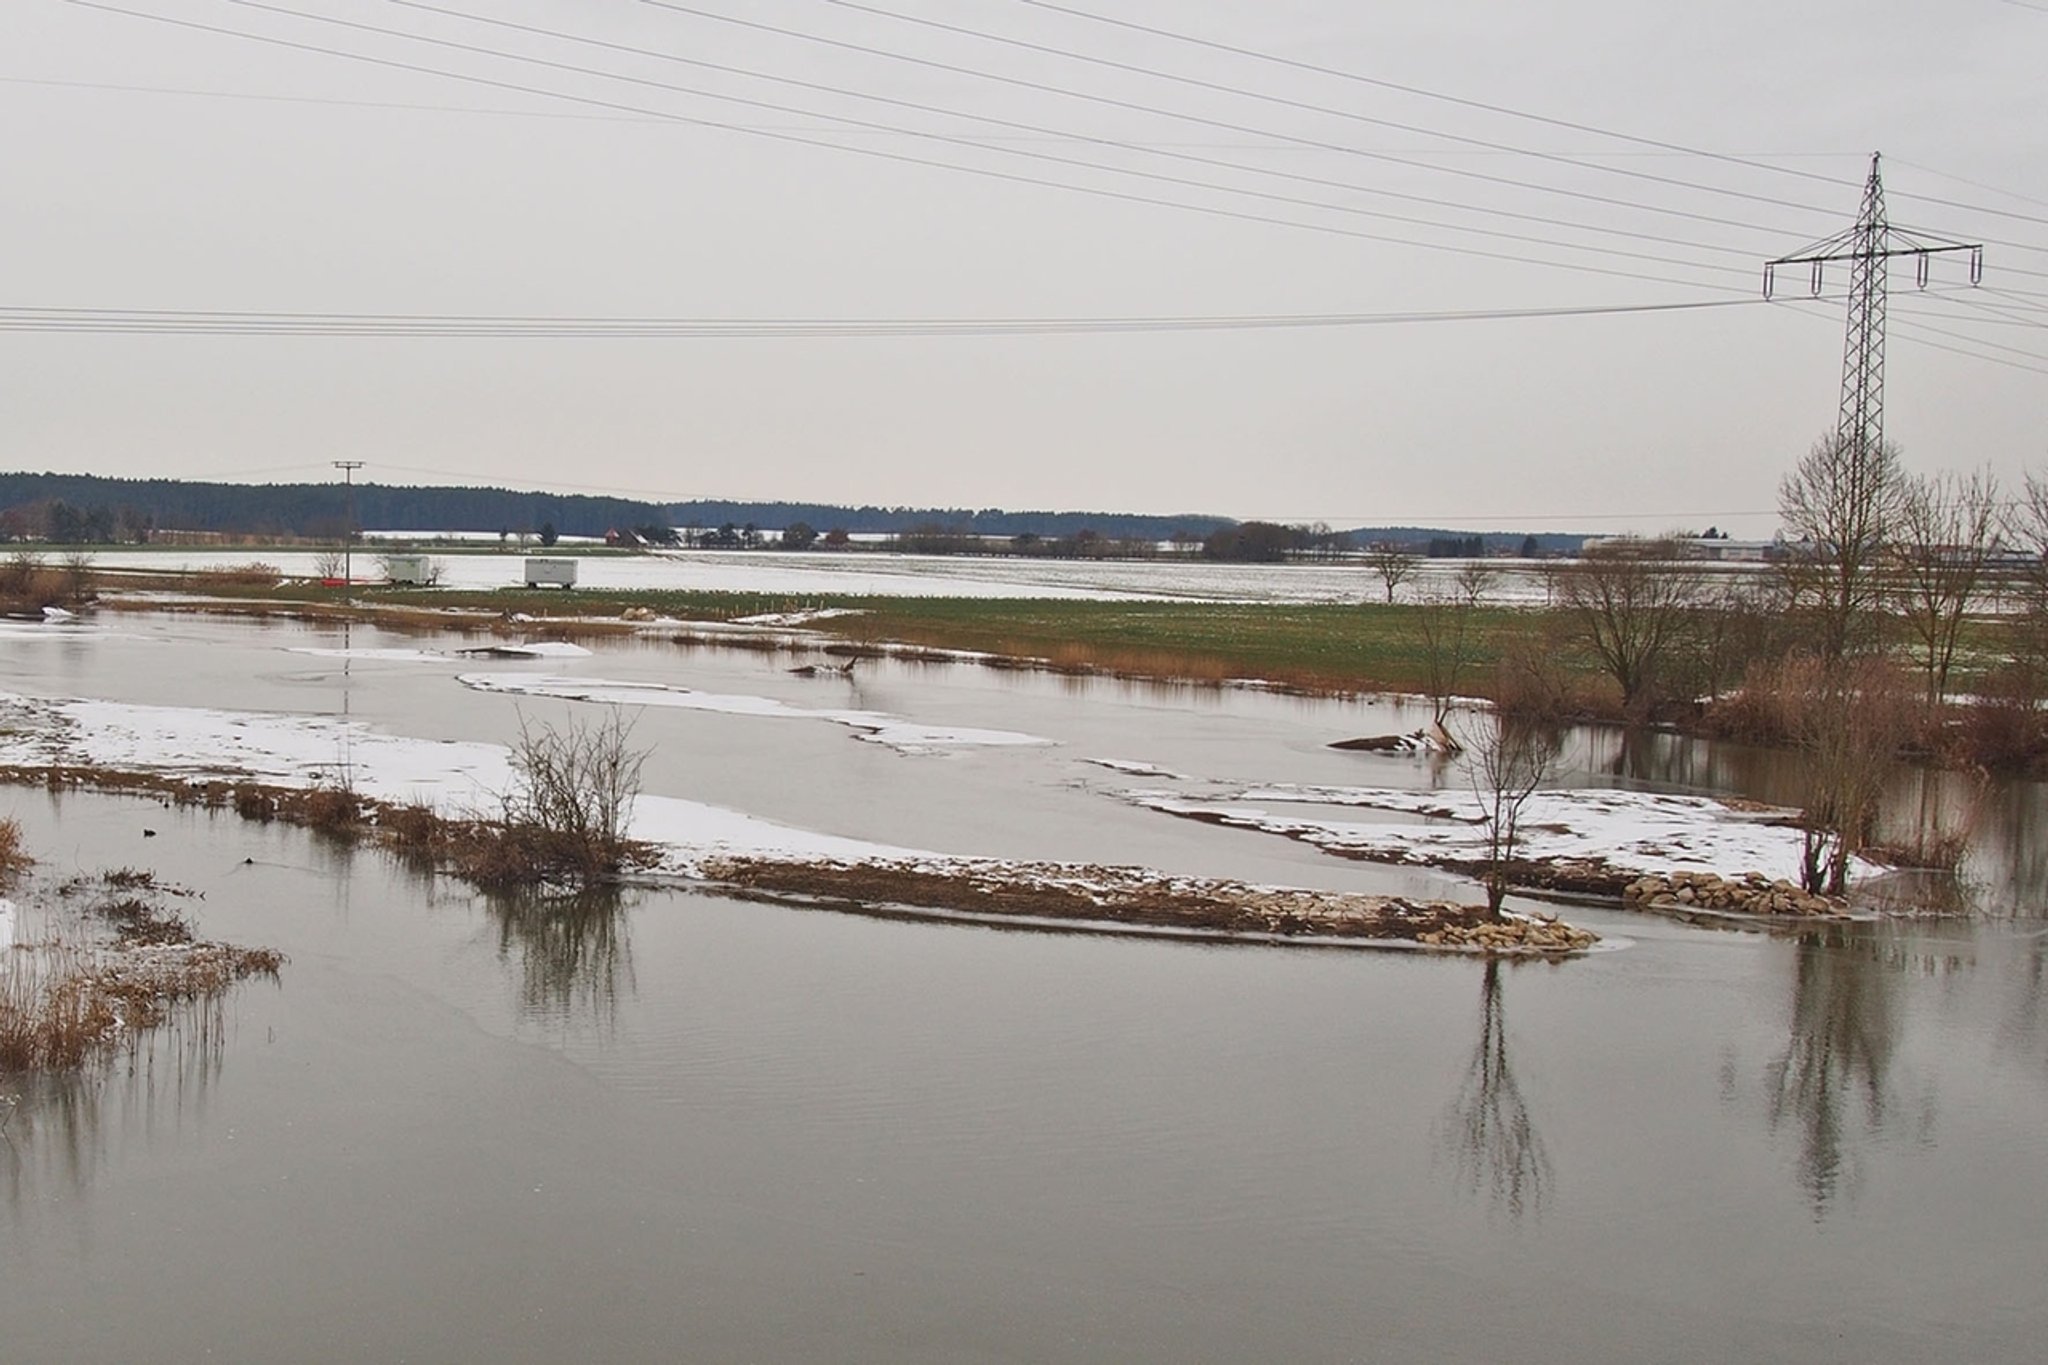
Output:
41,605,75,621
0,898,13,951
729,607,867,627
1082,758,1192,780
0,690,927,873
456,673,1054,755
1124,782,1860,884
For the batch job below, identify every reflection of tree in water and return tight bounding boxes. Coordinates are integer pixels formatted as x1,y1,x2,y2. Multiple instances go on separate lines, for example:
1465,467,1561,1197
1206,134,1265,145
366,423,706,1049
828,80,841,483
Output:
1436,959,1551,1218
1764,927,1909,1215
2,1015,224,1209
486,887,637,1028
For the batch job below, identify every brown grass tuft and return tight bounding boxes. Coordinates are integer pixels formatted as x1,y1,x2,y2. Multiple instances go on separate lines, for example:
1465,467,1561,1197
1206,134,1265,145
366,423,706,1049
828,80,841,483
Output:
0,815,29,883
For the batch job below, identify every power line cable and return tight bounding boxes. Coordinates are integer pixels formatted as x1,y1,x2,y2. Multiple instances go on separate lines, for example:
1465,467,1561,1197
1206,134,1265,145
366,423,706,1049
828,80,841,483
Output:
390,0,1766,268
995,0,2048,232
639,0,1815,242
0,297,1776,336
68,2,1751,293
818,0,1890,225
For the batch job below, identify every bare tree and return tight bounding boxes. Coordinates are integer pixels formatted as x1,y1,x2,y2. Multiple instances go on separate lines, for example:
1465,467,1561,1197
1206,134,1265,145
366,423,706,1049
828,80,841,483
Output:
1413,591,1476,729
1891,467,2000,705
1777,430,1906,661
1363,542,1418,603
1465,713,1562,919
1454,558,1501,608
2004,466,2048,693
1776,655,1911,895
59,551,94,604
1550,538,1701,714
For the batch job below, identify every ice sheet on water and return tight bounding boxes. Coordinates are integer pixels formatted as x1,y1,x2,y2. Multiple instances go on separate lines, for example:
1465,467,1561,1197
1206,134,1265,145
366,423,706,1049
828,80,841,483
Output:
457,673,1054,755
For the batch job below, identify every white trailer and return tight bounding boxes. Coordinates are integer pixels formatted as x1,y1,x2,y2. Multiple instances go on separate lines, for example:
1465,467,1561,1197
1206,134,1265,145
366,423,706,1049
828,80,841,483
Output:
382,554,432,586
523,557,578,589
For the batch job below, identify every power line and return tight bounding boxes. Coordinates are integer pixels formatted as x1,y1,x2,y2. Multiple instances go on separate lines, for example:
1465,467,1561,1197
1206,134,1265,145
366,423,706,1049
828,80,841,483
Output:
638,0,1814,242
67,2,1750,292
994,0,2048,233
387,0,1762,273
817,0,1872,224
0,297,1774,336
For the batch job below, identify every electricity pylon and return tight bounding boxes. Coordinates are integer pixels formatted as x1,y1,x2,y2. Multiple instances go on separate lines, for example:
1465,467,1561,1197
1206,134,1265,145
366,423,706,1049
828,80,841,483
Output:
1764,152,1982,462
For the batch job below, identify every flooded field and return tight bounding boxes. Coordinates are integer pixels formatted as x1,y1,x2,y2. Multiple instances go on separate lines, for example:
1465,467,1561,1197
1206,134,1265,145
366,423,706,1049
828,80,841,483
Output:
82,544,1567,603
4,612,2047,1361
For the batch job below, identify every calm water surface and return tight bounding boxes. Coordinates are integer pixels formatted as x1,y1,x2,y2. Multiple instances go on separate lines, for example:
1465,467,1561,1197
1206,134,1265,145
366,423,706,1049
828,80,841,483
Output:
2,615,2045,1362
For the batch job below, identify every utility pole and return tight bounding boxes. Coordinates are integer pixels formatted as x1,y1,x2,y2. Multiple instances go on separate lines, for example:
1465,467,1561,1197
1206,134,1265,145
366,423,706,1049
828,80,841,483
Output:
1764,153,1982,464
333,460,364,598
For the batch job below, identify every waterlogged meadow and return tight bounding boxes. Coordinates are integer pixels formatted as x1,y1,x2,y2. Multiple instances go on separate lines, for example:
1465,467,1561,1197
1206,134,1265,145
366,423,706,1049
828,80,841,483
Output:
3,609,2046,1361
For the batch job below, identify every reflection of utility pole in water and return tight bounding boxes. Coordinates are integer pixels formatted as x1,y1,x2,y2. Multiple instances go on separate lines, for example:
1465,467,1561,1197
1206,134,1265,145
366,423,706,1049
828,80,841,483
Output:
1764,928,1908,1215
1436,959,1551,1217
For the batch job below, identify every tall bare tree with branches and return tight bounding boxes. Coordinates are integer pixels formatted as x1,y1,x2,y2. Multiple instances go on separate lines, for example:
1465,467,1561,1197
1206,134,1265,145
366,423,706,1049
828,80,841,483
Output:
1891,467,2000,705
1465,714,1562,919
1777,430,1906,662
1363,542,1418,604
1550,538,1702,714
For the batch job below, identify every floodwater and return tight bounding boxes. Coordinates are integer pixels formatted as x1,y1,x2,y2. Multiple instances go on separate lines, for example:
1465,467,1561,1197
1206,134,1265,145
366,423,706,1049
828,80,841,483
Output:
82,544,1568,603
4,613,2047,1362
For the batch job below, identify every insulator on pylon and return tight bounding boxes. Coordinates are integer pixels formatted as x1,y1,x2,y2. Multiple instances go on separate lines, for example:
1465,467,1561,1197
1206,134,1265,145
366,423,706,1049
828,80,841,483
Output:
1916,253,1930,289
1810,261,1824,296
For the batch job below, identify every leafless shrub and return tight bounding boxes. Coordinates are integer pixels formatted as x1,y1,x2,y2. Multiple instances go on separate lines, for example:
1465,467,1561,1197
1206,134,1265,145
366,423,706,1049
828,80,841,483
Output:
1774,654,1915,894
1492,629,1578,726
380,800,447,851
0,815,28,883
194,562,283,589
1463,713,1562,919
59,551,95,603
450,709,650,889
1413,591,1475,726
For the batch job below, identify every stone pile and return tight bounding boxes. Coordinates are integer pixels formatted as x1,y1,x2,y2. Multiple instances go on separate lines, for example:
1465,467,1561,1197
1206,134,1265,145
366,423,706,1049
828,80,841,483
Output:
1623,869,1845,917
1415,917,1599,954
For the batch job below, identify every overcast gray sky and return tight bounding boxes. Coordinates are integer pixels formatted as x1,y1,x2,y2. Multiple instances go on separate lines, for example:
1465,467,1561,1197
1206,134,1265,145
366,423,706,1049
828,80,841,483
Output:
3,0,2043,534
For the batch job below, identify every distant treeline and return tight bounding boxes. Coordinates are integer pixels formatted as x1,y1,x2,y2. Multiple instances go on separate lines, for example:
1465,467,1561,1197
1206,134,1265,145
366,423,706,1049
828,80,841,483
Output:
0,473,672,541
665,501,1235,542
0,472,1584,555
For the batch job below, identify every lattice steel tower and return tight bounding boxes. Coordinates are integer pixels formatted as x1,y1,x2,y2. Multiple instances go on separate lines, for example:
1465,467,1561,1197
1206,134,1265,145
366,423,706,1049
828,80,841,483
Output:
1765,153,1981,460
